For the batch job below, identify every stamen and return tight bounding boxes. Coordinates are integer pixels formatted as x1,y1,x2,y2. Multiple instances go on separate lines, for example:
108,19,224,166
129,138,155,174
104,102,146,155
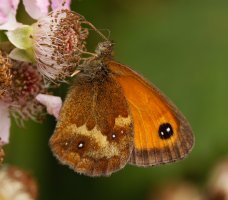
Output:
32,9,89,81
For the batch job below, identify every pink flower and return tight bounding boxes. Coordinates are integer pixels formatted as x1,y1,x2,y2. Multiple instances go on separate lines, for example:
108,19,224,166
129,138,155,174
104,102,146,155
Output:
0,53,47,144
0,0,22,30
31,9,89,80
0,0,71,30
36,94,62,119
23,0,71,20
23,0,50,20
51,0,71,10
0,51,63,144
2,0,87,82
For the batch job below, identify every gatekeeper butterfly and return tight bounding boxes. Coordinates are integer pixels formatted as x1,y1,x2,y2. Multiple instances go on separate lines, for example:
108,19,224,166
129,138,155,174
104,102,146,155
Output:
50,41,194,177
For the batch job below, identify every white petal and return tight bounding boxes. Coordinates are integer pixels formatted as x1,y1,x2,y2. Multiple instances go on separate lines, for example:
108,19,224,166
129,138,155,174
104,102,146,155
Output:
35,94,62,119
0,13,23,31
0,102,10,144
23,0,50,20
0,0,20,22
0,0,20,30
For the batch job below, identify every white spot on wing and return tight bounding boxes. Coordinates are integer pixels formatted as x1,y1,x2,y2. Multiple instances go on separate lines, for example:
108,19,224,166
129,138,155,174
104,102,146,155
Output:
66,124,119,159
64,115,132,159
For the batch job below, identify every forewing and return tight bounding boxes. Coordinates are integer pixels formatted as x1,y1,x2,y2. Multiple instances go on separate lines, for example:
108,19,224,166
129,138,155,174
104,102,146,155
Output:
108,60,194,166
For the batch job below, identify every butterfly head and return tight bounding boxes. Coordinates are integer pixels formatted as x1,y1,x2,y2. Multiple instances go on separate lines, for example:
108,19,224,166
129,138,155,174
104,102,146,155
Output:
74,41,114,82
95,40,114,58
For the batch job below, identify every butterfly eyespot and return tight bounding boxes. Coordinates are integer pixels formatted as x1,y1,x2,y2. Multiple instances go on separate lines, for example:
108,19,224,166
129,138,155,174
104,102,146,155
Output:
77,141,85,149
112,134,116,139
61,141,70,150
120,130,124,134
158,123,173,139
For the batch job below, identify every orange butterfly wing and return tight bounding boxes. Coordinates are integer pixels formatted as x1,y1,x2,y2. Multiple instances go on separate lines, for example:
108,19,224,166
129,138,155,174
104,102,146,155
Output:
108,60,194,166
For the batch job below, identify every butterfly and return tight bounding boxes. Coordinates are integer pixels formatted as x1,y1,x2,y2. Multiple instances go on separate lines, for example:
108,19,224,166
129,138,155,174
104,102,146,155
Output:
49,41,194,177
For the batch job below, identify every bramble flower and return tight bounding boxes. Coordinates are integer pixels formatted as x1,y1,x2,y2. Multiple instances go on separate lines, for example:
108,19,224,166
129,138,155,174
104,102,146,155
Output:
0,0,22,30
0,52,47,143
22,0,50,20
51,0,71,10
36,94,62,119
1,61,46,122
31,9,89,80
0,0,70,31
0,165,37,200
22,0,71,20
3,0,90,81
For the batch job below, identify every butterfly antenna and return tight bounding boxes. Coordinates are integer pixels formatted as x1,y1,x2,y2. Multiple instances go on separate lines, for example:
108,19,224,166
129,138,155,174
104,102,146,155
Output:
84,21,109,41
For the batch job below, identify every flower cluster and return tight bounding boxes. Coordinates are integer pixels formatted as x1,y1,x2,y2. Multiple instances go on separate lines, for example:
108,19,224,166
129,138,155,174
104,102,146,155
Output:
1,61,46,122
0,50,48,143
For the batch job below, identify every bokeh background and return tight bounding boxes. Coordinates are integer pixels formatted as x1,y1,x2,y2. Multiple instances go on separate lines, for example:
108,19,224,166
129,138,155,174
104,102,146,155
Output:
1,0,228,199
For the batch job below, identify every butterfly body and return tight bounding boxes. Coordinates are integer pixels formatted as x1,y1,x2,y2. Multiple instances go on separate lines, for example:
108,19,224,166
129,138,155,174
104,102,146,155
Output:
50,41,194,176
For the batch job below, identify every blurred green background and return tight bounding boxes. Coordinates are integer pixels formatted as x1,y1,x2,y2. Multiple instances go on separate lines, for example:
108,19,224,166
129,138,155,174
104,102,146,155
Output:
2,0,228,199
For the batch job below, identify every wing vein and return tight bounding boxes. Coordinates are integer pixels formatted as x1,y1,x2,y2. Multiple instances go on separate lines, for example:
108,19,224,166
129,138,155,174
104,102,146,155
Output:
128,99,154,164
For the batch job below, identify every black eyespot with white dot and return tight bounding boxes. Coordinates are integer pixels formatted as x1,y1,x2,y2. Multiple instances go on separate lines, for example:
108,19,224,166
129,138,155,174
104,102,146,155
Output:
158,123,173,139
77,141,85,149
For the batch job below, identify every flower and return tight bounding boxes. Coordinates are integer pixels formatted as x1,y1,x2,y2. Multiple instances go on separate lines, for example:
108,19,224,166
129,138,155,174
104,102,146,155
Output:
35,94,62,119
31,9,89,80
2,0,89,81
23,0,72,20
1,61,47,122
22,0,50,20
51,0,71,10
0,52,47,143
0,0,71,31
0,0,22,30
0,165,38,200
